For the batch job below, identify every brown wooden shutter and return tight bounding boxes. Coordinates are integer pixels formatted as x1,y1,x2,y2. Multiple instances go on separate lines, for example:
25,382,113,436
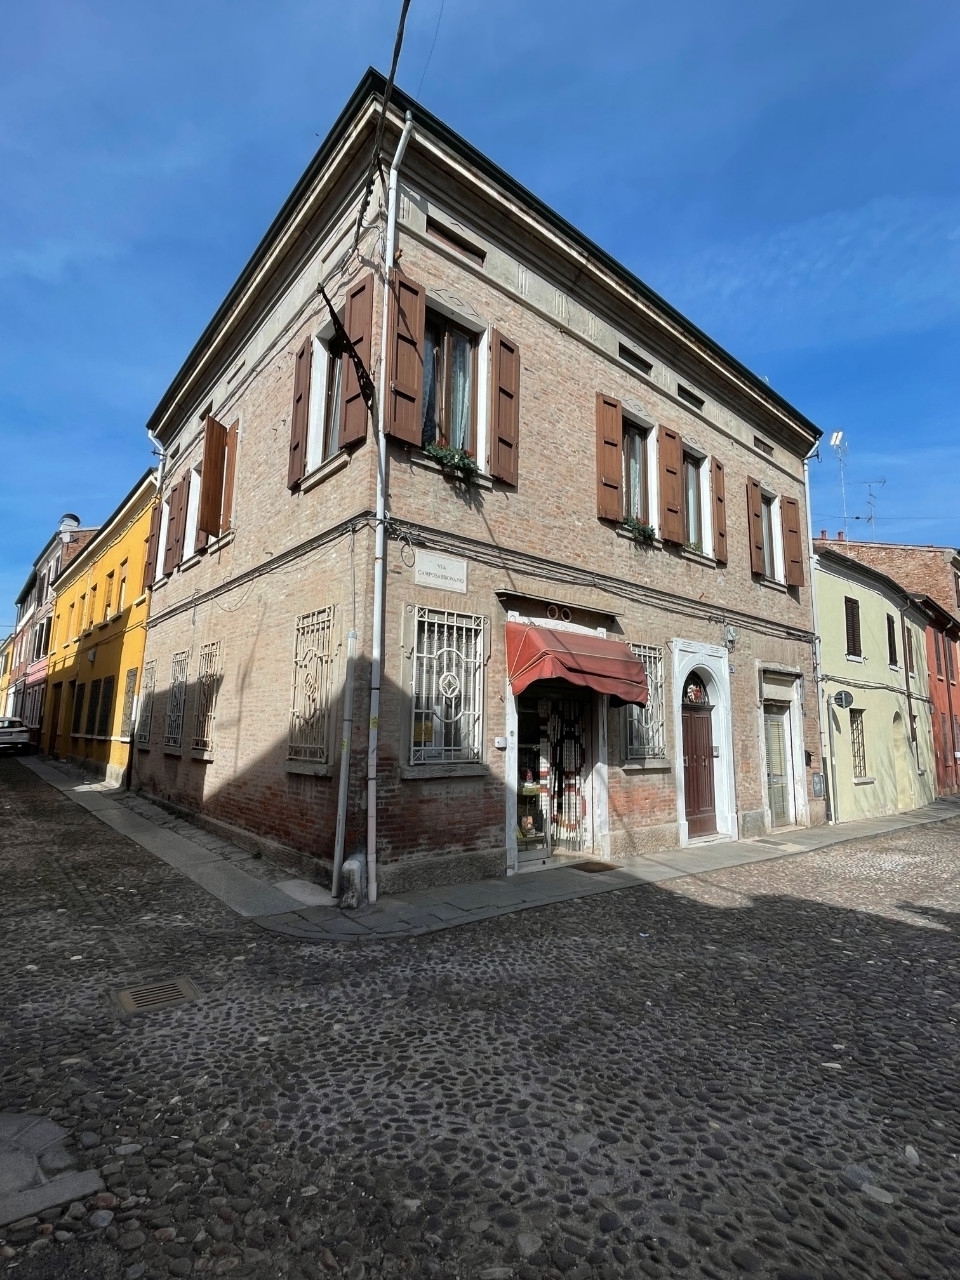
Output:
490,331,520,484
780,494,805,586
746,477,765,575
844,596,861,657
197,416,228,539
143,501,161,588
220,420,238,532
339,273,374,446
596,393,623,520
711,459,727,563
161,483,180,577
287,336,312,488
658,425,684,544
168,478,189,571
385,270,425,444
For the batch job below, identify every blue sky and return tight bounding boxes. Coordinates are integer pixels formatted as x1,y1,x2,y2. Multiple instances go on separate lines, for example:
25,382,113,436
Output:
2,0,958,625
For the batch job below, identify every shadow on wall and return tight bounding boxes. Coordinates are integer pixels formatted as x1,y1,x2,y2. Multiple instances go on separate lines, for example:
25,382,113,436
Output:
131,663,507,891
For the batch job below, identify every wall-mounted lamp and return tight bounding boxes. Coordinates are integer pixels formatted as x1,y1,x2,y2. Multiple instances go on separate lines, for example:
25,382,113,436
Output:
87,648,96,663
724,624,738,651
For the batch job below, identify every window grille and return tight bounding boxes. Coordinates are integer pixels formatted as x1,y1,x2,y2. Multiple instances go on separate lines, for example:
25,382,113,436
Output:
136,661,156,746
288,607,336,762
96,675,115,738
120,668,138,740
164,651,189,747
85,679,102,737
850,708,867,779
410,607,485,765
625,644,667,760
192,641,222,752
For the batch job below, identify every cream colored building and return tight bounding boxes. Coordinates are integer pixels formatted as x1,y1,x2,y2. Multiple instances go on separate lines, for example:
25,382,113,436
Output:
814,546,935,821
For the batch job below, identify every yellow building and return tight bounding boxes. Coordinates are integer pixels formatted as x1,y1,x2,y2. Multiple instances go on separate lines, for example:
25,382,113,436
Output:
0,633,14,717
45,471,158,784
814,545,936,821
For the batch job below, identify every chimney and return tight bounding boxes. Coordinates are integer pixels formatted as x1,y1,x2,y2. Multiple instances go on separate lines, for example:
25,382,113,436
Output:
820,529,827,540
837,530,845,541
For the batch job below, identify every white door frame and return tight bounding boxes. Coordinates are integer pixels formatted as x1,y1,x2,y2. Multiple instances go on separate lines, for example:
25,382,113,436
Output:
673,639,737,845
757,665,809,831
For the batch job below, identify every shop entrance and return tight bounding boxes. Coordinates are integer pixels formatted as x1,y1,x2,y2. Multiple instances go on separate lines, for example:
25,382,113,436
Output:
516,689,594,866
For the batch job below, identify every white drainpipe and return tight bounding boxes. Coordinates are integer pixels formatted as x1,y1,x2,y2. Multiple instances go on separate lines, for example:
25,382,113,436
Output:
367,110,415,905
804,443,834,823
331,628,357,897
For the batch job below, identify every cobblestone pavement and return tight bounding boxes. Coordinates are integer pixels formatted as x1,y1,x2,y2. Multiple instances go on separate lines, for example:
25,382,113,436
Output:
3,757,960,1280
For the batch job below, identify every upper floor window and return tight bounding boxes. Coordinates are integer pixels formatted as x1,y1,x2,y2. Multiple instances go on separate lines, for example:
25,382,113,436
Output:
422,313,477,454
844,597,862,658
934,629,943,677
104,571,114,620
886,614,898,667
288,274,373,490
947,637,956,682
747,479,804,587
760,495,777,579
623,422,650,524
683,453,704,551
383,271,520,486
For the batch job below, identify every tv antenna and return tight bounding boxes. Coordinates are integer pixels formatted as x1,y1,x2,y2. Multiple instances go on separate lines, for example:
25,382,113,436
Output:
863,479,886,539
830,431,849,537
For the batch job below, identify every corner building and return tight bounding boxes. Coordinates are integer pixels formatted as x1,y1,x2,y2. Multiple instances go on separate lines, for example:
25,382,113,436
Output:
135,71,826,895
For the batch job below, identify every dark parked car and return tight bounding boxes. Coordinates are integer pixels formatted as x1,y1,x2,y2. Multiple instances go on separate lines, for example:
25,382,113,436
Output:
0,717,34,753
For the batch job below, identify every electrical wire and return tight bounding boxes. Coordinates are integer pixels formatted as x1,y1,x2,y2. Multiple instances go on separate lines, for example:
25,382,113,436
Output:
415,0,445,99
351,0,413,254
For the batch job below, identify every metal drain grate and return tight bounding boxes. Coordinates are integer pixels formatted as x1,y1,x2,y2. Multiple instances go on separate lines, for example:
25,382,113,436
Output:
115,976,199,1016
574,861,612,873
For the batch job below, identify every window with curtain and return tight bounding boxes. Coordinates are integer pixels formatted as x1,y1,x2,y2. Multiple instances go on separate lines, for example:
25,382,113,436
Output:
422,313,476,453
622,424,649,523
760,495,777,579
682,453,702,548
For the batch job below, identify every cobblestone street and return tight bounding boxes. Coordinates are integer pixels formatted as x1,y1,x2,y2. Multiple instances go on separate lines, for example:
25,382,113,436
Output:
3,757,960,1280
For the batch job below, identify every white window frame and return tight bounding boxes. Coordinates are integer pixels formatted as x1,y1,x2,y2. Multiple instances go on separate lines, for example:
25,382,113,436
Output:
422,293,489,473
623,644,667,762
288,607,336,763
681,445,713,554
164,651,189,748
409,606,486,766
156,499,171,579
759,488,785,582
305,330,345,475
183,465,201,559
622,415,655,527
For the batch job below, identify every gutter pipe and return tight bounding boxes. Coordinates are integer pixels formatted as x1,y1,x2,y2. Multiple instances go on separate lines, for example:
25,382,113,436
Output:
367,110,415,905
331,629,357,896
803,445,834,823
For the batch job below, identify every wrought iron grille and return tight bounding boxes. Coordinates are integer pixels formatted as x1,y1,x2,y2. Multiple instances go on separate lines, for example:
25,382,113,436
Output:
136,661,156,746
410,607,485,765
192,641,222,752
289,607,336,762
850,708,867,779
164,651,189,747
625,644,666,760
120,667,138,740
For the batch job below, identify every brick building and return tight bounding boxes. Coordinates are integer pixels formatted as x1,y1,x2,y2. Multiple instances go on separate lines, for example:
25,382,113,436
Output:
816,536,960,623
8,516,96,739
134,70,826,897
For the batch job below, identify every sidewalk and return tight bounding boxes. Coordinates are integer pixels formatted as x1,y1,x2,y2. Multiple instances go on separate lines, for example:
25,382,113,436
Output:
20,755,960,943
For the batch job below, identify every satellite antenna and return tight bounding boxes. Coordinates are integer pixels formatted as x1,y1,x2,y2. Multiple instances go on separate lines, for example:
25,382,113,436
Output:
830,431,849,537
863,479,886,540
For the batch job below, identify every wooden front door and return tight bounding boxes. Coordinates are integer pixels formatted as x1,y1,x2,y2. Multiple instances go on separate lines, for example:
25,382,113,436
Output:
683,704,717,837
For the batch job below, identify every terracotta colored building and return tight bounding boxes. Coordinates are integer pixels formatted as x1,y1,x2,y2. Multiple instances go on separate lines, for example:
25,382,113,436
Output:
133,71,827,898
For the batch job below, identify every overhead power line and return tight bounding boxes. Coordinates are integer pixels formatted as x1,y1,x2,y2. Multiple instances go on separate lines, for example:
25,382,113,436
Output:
352,0,413,254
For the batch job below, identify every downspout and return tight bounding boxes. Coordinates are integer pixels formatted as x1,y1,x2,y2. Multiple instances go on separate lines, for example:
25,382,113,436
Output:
803,446,833,822
367,110,415,905
900,607,920,772
331,629,357,897
126,443,165,792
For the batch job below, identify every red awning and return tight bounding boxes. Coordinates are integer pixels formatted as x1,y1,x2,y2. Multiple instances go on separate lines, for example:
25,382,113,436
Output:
505,623,648,706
